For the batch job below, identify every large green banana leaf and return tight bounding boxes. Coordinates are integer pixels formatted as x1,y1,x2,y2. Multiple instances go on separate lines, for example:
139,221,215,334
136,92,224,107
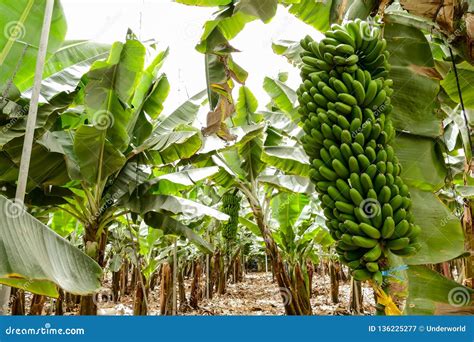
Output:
25,40,110,101
143,212,214,254
257,174,314,194
127,194,228,221
272,192,308,236
153,90,207,134
234,86,259,126
0,196,101,297
146,129,203,165
406,265,473,315
287,0,332,32
73,125,126,184
84,39,145,152
442,62,474,109
263,76,297,116
144,166,220,194
238,127,265,180
0,0,67,93
152,167,220,187
392,134,447,192
384,19,442,138
405,188,465,265
0,91,75,149
262,146,310,176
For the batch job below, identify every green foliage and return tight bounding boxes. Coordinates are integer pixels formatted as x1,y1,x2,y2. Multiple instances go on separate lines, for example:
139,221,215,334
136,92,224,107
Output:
0,0,67,94
0,196,101,297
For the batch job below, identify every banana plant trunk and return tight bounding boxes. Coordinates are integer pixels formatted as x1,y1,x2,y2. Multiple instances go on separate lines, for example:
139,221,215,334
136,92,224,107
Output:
112,270,120,303
329,260,339,304
55,289,64,316
350,278,363,314
160,263,173,315
178,270,188,312
29,294,46,315
250,201,311,315
10,289,25,315
189,262,202,309
79,222,107,315
133,273,148,316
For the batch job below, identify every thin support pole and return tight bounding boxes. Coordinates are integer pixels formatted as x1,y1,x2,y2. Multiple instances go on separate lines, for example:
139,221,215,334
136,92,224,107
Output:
15,0,55,202
206,254,210,299
172,239,178,316
265,253,268,273
0,0,55,316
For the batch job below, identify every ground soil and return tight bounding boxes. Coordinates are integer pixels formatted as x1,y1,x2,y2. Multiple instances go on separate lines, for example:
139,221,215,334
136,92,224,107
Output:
92,272,376,316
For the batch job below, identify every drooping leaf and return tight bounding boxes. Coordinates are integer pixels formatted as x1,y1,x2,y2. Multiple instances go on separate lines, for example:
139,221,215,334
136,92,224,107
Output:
0,196,101,296
262,146,310,176
263,76,297,115
151,167,220,187
0,0,67,92
144,129,203,165
22,40,110,101
234,0,278,23
258,174,314,194
238,127,266,181
129,194,228,221
385,22,442,138
106,160,150,204
288,0,332,32
0,91,75,149
37,130,81,181
392,134,447,191
143,212,214,254
404,188,465,265
272,40,303,66
441,62,474,109
262,110,302,138
406,265,473,314
142,75,170,120
239,216,261,237
154,91,207,134
199,123,265,154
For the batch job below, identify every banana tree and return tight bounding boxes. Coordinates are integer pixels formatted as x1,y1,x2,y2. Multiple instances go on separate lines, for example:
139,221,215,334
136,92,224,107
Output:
193,79,323,313
1,29,229,314
269,192,331,314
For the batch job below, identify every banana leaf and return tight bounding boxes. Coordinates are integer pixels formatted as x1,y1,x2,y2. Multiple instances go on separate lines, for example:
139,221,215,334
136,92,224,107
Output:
0,0,67,92
0,196,101,297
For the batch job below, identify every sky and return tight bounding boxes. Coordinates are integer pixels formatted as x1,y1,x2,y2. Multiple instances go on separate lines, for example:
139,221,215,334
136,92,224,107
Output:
60,0,322,118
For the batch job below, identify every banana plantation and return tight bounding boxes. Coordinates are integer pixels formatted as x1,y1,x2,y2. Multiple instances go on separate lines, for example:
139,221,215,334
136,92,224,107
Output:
0,0,473,317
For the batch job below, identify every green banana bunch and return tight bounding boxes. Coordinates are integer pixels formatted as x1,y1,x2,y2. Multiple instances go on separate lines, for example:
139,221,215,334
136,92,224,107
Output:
222,192,241,242
297,19,421,284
